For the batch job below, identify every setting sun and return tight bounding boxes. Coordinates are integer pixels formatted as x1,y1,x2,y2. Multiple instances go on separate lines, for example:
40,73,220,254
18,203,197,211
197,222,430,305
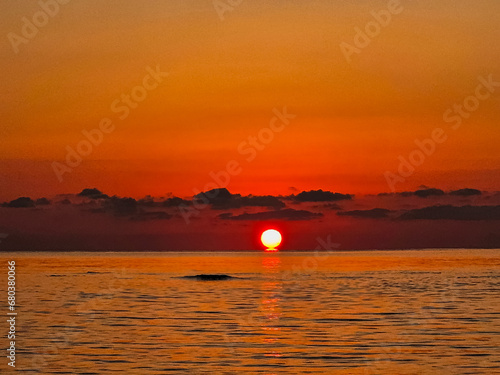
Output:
261,229,282,250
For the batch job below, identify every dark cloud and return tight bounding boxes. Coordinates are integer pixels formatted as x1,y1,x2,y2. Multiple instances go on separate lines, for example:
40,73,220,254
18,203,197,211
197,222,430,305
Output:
337,208,392,219
87,196,171,220
194,188,232,203
78,188,109,199
397,192,416,197
379,188,444,198
219,208,323,221
137,196,156,207
380,188,481,198
293,189,353,202
450,188,482,196
162,197,192,207
242,195,286,210
1,187,499,251
3,197,35,208
399,205,500,221
413,188,445,198
194,188,285,210
35,198,51,206
98,197,170,220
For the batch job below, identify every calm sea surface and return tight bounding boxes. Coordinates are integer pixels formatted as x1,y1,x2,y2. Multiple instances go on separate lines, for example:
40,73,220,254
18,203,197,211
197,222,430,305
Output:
1,249,500,374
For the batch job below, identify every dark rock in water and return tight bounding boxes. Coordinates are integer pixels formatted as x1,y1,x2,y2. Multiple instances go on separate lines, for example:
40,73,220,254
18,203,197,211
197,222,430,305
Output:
182,274,235,281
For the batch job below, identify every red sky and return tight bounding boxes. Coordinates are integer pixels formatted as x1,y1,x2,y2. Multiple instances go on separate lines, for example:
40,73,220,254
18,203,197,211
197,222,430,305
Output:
0,1,499,250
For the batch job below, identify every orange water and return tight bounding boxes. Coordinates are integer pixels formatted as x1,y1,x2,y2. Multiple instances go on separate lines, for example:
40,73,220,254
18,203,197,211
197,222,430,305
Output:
1,249,499,374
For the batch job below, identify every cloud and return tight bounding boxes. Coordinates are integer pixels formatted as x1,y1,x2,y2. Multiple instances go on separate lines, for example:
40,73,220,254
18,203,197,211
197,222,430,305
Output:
450,188,482,196
293,189,353,202
194,188,232,203
194,188,285,210
334,204,500,221
379,187,481,198
162,197,192,207
219,208,323,221
2,197,35,208
78,188,109,199
399,205,500,221
137,196,156,207
1,187,498,251
35,198,51,206
337,208,392,219
413,188,445,198
86,196,172,220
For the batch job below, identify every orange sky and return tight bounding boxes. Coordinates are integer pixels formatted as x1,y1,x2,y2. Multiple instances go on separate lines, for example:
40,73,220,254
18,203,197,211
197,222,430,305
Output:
1,0,499,201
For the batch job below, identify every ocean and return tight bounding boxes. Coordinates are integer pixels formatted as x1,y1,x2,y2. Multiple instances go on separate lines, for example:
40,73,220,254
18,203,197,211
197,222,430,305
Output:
2,249,499,374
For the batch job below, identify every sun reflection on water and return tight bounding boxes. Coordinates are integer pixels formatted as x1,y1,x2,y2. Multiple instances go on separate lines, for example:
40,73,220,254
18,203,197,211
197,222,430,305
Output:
261,255,283,359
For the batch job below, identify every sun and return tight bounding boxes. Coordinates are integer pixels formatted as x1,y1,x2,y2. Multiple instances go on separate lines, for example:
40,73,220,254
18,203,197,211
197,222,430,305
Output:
261,229,282,250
